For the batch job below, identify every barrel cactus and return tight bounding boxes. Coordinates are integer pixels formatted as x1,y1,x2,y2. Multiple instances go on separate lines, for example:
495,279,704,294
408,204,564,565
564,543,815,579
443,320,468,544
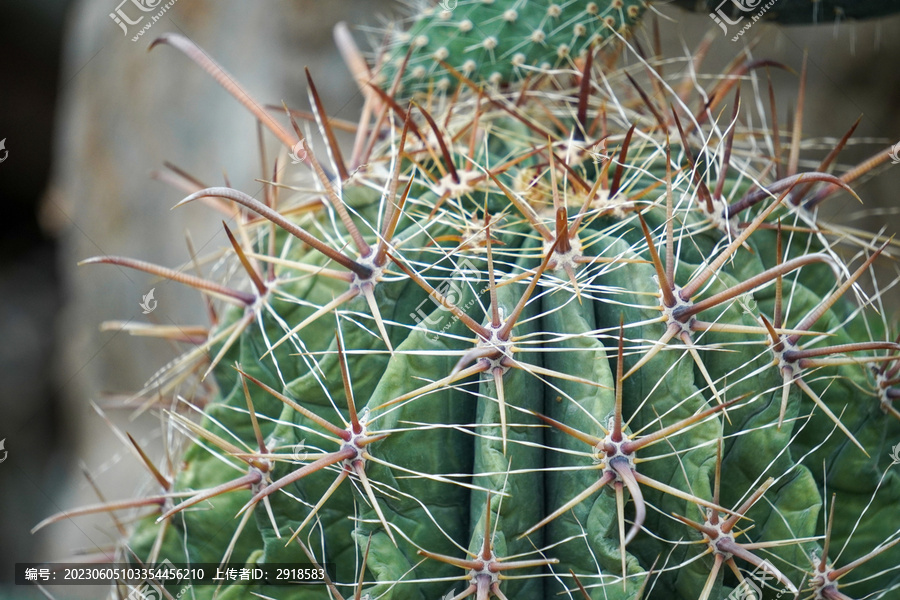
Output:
37,2,900,599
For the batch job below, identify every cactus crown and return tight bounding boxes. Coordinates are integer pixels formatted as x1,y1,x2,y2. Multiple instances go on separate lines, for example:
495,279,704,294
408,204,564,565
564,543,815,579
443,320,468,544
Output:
39,2,900,600
380,0,645,93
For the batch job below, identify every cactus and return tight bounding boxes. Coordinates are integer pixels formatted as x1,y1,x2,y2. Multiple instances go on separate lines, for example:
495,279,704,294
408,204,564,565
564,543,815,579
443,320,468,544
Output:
379,0,645,94
36,2,900,599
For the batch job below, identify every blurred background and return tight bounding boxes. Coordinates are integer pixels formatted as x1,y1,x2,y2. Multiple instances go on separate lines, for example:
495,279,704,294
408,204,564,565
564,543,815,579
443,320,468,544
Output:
0,1,898,598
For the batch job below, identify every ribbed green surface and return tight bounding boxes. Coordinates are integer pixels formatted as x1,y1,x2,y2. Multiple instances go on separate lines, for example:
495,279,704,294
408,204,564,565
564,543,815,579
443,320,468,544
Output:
380,0,646,95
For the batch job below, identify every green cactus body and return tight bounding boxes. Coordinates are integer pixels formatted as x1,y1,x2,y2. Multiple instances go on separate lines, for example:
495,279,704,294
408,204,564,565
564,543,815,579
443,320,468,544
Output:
381,0,646,94
44,2,900,600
